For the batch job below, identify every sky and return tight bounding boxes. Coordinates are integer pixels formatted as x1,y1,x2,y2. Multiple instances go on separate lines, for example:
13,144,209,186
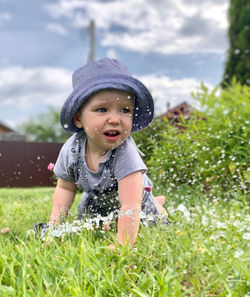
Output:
0,0,230,129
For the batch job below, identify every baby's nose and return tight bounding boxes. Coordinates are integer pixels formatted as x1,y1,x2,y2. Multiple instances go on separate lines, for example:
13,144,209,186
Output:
107,112,120,124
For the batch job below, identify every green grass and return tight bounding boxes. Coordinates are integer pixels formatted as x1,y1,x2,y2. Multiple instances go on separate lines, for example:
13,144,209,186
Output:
0,187,249,296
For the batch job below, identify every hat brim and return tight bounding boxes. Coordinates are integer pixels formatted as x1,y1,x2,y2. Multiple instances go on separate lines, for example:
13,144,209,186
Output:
60,74,154,133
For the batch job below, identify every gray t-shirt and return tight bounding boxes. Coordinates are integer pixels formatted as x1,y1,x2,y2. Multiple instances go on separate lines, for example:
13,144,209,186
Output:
54,131,160,220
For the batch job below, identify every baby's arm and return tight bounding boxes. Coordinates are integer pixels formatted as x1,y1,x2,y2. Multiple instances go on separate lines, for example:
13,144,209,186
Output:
117,171,143,247
49,178,77,225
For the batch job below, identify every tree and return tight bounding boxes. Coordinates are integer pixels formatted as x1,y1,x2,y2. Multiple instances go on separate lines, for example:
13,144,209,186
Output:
222,0,250,87
18,107,69,143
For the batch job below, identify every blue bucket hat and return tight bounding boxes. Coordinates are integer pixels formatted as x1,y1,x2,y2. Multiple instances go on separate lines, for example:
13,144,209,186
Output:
60,58,154,133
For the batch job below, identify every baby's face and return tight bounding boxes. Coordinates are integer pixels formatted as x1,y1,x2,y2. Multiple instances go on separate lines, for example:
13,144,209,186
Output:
74,89,133,153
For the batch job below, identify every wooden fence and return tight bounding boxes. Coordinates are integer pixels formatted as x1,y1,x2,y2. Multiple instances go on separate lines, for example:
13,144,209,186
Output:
0,141,63,187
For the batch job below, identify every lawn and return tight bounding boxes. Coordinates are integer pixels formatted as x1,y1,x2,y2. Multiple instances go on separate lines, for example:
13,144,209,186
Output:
0,187,249,296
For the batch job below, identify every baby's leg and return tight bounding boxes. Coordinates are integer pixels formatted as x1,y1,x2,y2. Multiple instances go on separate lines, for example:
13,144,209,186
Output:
154,195,167,215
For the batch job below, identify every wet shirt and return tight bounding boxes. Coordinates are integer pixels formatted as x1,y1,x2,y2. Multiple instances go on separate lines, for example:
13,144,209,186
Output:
54,131,159,219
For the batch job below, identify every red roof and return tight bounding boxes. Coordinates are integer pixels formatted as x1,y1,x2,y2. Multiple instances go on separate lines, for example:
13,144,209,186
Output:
160,102,193,120
0,120,15,133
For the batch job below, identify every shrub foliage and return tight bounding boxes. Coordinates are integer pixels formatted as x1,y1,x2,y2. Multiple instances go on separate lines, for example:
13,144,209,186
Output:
133,82,250,195
222,0,250,87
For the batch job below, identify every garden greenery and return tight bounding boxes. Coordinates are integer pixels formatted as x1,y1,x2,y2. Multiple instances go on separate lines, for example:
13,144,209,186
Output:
133,81,250,196
0,83,249,296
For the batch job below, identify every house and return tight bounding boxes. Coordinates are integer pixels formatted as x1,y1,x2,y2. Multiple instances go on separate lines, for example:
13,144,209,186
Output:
160,102,193,123
0,120,27,141
160,102,195,131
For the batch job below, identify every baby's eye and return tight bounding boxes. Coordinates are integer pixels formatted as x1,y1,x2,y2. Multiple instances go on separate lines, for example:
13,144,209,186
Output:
121,107,131,113
96,107,107,113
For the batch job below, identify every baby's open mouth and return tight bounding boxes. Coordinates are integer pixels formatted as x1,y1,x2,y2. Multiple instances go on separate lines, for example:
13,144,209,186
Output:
104,130,121,137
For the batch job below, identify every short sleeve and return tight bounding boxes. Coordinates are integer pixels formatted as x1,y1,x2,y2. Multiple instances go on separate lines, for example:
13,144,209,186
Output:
113,136,147,181
53,134,82,182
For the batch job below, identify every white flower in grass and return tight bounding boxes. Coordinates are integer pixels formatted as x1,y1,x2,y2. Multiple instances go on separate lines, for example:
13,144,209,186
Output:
176,204,190,221
215,222,227,229
201,215,209,226
242,233,250,240
167,206,175,214
210,231,226,240
234,249,244,258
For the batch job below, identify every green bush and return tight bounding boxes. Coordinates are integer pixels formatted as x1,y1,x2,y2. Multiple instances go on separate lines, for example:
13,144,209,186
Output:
133,81,250,196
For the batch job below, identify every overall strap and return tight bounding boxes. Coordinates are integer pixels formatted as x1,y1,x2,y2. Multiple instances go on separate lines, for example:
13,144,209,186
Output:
109,148,117,181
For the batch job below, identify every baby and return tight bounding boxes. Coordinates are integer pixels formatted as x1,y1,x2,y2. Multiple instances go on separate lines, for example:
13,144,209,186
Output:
48,58,169,247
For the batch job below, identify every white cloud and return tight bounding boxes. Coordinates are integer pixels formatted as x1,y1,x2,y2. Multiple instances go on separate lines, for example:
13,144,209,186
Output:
0,66,213,126
0,66,72,109
136,74,213,114
44,0,229,54
0,12,11,25
46,23,68,35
